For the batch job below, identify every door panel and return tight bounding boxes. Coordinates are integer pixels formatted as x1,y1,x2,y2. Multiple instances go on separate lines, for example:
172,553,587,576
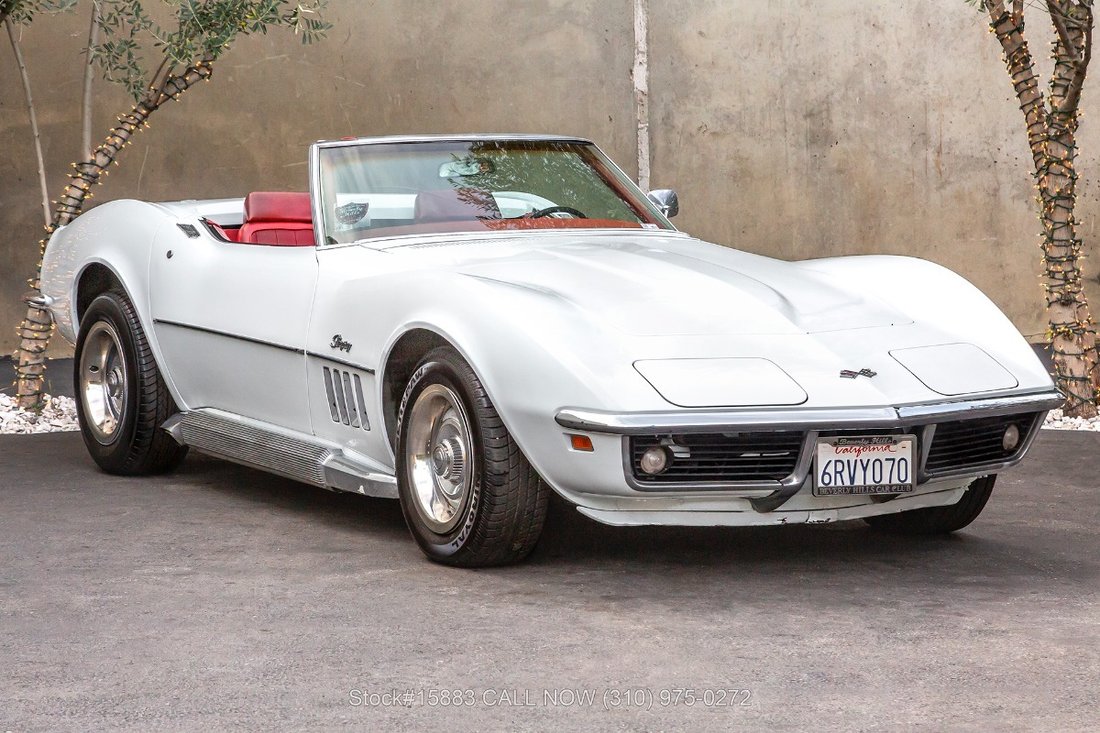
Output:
149,235,318,433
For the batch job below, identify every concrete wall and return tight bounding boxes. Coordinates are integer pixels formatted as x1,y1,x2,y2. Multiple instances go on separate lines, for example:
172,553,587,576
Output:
1,0,1094,356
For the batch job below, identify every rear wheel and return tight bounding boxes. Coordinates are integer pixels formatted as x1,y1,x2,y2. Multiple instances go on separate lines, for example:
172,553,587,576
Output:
74,290,188,475
863,475,996,535
395,346,549,567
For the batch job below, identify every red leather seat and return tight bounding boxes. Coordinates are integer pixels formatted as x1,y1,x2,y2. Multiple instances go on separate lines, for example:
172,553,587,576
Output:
238,192,315,246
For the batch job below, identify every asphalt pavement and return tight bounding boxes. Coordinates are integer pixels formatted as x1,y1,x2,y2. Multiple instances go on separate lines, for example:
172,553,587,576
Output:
1,429,1097,731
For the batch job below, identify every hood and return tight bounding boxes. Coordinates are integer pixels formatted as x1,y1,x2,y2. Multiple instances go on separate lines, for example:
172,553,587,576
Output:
450,234,911,336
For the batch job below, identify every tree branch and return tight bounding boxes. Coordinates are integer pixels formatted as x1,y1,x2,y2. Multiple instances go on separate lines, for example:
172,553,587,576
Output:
986,1,1049,169
1063,2,1093,111
81,1,101,159
143,55,174,107
4,17,50,227
1049,0,1084,68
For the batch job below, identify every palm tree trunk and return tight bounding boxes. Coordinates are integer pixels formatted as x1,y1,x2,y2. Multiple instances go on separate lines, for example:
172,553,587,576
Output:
13,59,213,409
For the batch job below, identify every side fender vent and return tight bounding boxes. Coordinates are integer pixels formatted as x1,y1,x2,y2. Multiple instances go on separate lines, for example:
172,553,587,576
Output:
323,366,371,431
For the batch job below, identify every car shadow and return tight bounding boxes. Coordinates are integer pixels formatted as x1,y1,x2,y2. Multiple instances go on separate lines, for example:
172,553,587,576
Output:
532,494,1012,569
169,452,1093,603
173,452,411,541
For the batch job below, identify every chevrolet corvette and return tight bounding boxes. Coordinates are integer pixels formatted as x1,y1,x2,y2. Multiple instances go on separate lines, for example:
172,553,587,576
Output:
38,134,1062,566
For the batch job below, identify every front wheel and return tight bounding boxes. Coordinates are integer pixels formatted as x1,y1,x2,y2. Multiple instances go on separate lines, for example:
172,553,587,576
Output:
863,475,996,535
74,290,188,475
395,347,549,567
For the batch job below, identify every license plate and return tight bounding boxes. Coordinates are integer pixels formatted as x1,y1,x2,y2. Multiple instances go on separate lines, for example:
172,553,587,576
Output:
813,435,916,496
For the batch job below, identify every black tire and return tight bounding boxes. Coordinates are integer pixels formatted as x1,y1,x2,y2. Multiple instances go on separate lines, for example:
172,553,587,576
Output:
863,475,996,535
395,346,549,567
74,290,188,475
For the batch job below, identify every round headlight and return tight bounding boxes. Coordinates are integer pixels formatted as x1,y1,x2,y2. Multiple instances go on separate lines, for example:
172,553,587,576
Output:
1002,424,1021,452
639,446,670,475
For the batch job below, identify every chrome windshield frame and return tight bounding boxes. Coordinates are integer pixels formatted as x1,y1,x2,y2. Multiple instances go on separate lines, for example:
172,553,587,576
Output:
307,134,675,248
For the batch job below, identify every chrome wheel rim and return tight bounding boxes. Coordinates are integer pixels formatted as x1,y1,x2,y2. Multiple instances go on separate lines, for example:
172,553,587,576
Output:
405,384,474,534
79,321,128,445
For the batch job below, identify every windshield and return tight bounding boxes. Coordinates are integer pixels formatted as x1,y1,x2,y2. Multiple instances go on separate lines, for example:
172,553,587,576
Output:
315,139,673,244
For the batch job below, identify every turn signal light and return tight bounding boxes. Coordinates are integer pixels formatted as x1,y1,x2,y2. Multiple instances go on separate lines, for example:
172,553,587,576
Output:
569,434,594,452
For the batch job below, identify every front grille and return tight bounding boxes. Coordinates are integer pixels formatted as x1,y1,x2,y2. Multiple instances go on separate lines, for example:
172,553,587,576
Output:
924,412,1038,474
628,431,804,485
624,411,1041,489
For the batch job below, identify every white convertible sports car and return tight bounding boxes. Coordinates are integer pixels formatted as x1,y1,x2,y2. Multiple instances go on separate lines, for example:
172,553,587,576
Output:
39,134,1062,566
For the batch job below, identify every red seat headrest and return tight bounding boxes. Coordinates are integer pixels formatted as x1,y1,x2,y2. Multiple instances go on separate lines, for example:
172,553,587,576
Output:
244,192,312,223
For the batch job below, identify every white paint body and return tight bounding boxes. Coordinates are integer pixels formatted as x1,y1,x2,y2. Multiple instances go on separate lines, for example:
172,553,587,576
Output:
39,137,1060,528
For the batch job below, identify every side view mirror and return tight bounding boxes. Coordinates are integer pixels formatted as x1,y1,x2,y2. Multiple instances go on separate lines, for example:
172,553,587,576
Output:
647,189,679,218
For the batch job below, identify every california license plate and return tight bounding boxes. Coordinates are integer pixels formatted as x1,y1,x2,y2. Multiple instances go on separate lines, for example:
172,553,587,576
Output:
813,435,916,496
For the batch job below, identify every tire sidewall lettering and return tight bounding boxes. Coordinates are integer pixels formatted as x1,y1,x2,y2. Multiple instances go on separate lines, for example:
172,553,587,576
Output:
76,295,140,461
397,357,483,558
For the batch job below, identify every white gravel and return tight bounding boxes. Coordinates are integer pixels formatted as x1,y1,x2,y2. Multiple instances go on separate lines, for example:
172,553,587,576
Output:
1042,408,1100,431
1,395,1097,434
0,393,79,434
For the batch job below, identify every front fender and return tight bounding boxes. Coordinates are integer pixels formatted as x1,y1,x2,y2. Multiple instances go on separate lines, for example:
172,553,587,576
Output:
796,255,1053,391
377,269,663,436
310,259,664,500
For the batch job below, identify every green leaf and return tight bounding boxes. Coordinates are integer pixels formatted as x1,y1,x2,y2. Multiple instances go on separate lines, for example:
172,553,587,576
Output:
81,0,331,100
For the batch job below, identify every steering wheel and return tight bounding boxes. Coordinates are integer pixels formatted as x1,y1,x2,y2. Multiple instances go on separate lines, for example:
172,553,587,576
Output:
529,205,588,219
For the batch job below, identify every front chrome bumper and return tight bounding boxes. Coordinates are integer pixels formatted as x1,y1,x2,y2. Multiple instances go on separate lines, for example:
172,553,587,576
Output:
554,388,1063,512
555,388,1065,434
576,482,971,527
